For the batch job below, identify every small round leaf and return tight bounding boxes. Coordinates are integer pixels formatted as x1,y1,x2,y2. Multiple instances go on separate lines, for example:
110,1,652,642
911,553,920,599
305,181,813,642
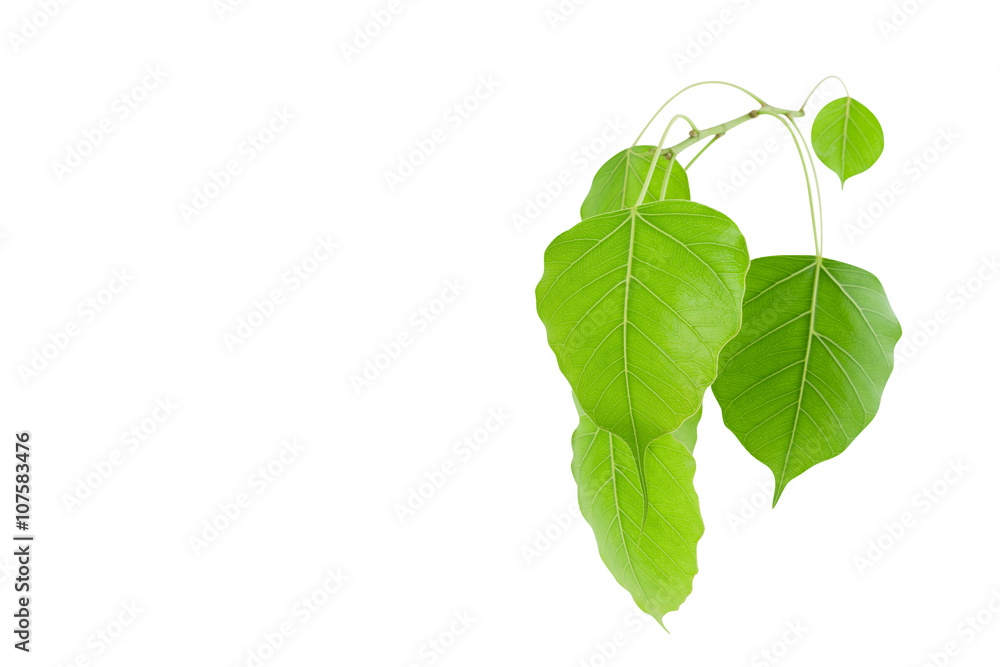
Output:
811,97,884,187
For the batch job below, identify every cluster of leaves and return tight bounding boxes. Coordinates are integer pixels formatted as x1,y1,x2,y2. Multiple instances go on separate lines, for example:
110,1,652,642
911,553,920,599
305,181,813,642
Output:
535,82,901,628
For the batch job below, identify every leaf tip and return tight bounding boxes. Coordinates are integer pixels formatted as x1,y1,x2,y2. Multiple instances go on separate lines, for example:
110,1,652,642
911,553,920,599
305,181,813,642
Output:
654,615,669,633
771,481,786,508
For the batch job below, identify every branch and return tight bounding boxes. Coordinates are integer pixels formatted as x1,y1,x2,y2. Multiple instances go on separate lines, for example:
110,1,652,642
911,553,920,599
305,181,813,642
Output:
653,105,804,161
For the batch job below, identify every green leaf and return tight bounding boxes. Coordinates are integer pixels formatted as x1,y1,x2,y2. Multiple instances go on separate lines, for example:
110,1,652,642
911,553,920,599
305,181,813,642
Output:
810,97,884,187
536,200,749,494
581,146,690,218
712,256,902,505
571,408,703,628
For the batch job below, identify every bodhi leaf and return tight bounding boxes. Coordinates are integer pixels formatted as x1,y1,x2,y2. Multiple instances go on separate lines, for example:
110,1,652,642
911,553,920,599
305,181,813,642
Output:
536,200,748,496
811,97,884,187
711,255,901,505
581,146,690,218
571,405,703,628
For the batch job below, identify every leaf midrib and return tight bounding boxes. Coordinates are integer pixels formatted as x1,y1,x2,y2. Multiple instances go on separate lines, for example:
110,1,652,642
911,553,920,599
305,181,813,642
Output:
839,98,852,184
607,430,651,610
621,209,641,473
776,257,823,500
620,149,634,210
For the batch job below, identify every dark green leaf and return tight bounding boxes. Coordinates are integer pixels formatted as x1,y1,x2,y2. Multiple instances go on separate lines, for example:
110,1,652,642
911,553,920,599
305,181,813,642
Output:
712,256,901,504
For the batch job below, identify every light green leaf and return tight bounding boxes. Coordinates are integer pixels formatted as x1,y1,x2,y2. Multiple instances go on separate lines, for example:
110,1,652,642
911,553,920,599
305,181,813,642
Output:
581,146,690,218
536,200,749,494
811,97,884,187
571,408,703,628
712,256,901,505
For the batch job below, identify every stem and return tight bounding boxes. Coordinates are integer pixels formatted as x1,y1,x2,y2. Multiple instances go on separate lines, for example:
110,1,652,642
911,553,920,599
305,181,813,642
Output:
800,75,849,111
684,134,721,171
658,153,677,200
672,115,700,134
785,117,825,256
633,89,824,257
633,81,766,148
635,115,685,206
769,112,821,258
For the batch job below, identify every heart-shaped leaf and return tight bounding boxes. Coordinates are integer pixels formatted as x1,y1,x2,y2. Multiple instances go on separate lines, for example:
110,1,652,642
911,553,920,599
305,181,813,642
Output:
572,406,703,628
811,97,884,187
581,146,690,218
537,200,749,494
712,255,901,505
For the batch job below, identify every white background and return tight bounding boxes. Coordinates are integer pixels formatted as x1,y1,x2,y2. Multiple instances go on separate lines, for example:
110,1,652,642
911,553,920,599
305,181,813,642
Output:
1,0,998,665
